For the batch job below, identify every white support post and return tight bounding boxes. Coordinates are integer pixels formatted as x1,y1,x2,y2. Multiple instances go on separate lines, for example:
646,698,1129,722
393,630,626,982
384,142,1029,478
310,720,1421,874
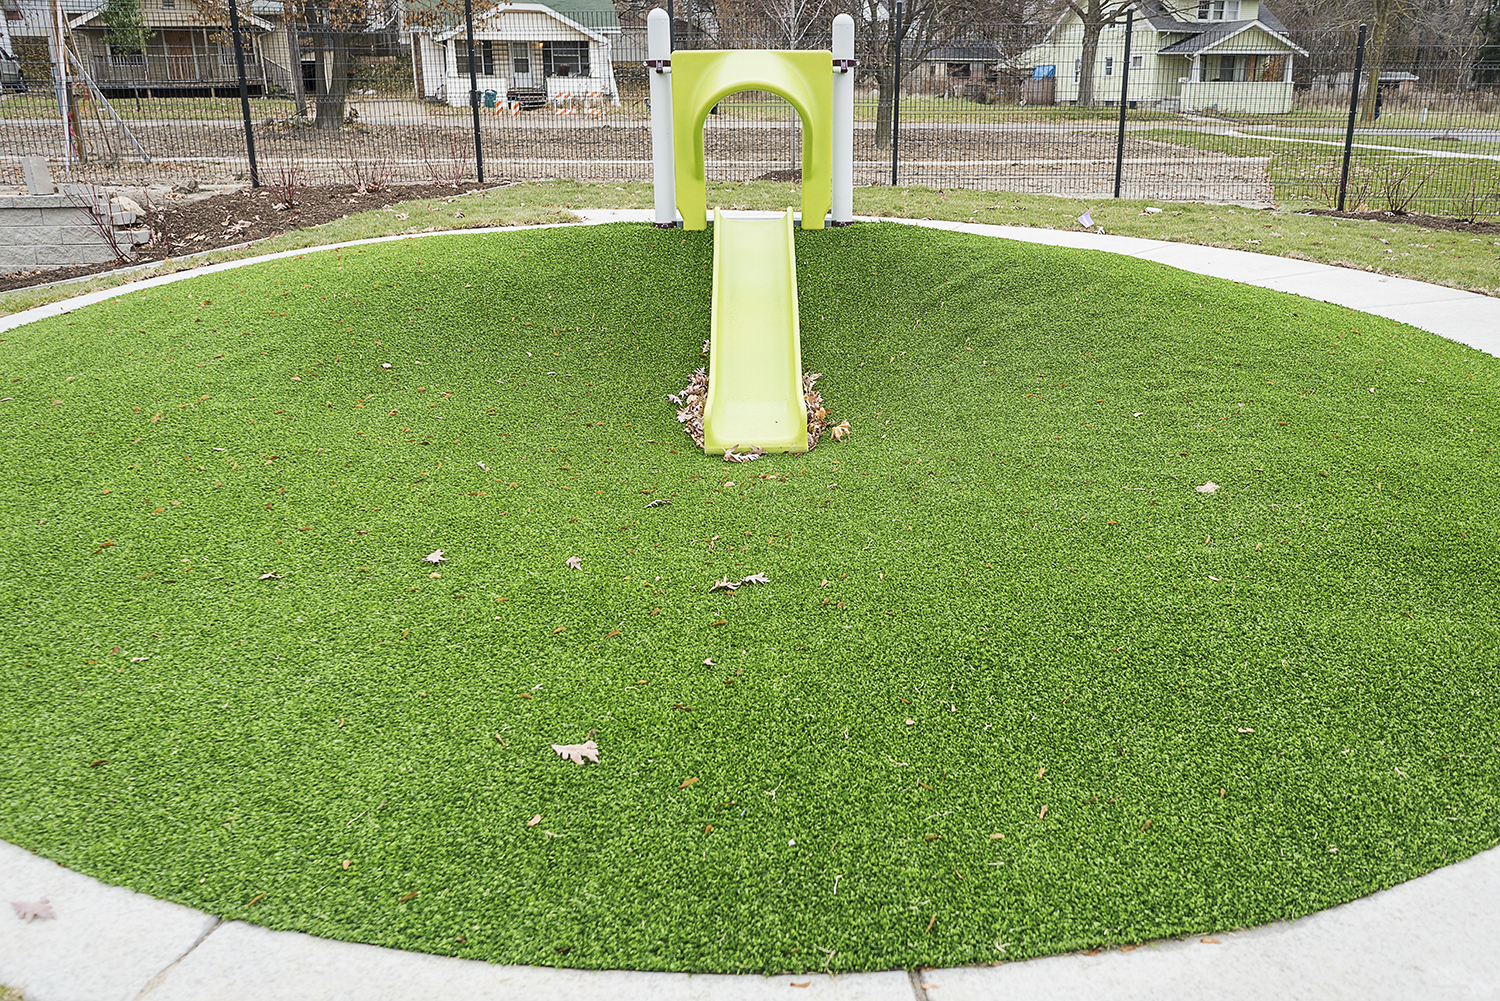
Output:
647,8,676,228
831,14,855,226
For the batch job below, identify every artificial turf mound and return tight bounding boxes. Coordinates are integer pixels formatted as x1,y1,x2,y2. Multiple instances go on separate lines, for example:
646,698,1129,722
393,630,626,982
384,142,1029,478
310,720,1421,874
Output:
2,222,1497,974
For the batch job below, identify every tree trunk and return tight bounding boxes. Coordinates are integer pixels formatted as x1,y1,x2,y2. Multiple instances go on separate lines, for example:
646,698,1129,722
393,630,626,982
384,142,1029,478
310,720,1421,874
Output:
314,28,349,130
1359,8,1388,122
1077,21,1102,107
285,17,306,117
873,63,895,148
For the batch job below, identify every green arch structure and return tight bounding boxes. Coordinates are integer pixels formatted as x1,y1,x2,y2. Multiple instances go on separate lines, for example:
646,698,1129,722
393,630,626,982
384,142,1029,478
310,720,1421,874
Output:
671,49,834,231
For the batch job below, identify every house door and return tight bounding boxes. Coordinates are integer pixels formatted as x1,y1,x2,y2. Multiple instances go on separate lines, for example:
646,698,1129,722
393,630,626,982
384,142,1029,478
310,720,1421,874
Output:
509,42,535,87
164,29,195,81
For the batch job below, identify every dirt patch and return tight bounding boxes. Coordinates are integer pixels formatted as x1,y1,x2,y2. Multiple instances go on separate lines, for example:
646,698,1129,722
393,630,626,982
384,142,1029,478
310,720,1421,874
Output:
1296,207,1500,237
0,180,502,294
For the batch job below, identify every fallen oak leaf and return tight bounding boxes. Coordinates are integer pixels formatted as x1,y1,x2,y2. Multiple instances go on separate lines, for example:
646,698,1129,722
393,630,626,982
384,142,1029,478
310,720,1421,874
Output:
724,445,764,463
565,556,583,570
11,900,54,922
739,572,770,585
645,498,671,508
423,550,447,563
708,579,738,593
550,740,600,765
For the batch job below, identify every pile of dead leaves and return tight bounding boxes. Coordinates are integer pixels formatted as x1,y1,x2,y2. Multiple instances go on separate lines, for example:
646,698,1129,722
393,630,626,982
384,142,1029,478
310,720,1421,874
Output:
669,352,849,458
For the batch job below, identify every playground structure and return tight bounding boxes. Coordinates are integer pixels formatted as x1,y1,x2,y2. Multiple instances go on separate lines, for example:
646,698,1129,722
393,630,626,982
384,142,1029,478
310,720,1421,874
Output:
645,9,855,455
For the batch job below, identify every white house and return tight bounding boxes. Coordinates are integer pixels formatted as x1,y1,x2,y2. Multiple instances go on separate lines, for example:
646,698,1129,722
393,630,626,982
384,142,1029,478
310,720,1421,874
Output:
1017,0,1308,114
411,0,620,108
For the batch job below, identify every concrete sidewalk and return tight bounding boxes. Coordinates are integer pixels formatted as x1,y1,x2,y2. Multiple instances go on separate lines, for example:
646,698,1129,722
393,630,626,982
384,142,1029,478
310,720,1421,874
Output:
4,214,1498,1001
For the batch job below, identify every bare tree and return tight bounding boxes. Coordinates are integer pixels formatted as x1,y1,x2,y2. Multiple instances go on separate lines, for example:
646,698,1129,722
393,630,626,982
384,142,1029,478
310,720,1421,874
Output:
715,0,838,46
849,0,1039,147
1052,0,1134,107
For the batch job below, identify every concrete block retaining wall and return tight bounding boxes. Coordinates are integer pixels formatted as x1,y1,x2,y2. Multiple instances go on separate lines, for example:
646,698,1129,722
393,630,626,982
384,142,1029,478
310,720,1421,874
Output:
0,186,150,275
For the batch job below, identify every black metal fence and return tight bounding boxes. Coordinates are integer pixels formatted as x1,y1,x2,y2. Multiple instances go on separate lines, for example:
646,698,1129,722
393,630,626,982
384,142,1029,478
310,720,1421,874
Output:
3,0,1496,218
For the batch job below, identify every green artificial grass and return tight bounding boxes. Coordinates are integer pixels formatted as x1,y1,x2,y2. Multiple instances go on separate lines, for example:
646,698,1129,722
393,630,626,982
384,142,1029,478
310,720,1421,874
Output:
2,223,1499,975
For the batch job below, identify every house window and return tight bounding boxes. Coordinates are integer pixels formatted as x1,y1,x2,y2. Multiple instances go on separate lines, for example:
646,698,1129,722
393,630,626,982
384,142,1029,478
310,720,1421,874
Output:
108,43,145,66
460,40,495,76
541,41,590,78
1131,54,1144,70
1214,55,1249,81
1104,56,1114,77
1197,0,1239,20
513,55,529,75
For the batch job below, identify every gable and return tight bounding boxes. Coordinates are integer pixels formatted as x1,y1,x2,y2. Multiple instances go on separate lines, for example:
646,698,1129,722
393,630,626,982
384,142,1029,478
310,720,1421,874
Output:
1212,25,1288,51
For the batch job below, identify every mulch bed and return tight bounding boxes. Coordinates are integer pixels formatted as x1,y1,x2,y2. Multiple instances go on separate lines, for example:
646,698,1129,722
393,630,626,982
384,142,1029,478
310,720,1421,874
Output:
0,180,502,294
1296,207,1500,237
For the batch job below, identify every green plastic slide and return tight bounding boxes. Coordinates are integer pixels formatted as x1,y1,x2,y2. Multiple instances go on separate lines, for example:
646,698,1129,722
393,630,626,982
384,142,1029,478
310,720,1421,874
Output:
702,208,808,454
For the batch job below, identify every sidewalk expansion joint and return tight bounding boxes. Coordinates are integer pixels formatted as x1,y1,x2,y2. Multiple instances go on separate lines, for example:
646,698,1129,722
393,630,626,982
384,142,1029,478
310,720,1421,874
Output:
131,916,226,1000
907,967,931,1001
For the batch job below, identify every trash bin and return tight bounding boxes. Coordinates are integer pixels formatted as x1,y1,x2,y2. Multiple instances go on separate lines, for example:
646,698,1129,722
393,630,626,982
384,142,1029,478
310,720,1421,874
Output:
484,90,497,109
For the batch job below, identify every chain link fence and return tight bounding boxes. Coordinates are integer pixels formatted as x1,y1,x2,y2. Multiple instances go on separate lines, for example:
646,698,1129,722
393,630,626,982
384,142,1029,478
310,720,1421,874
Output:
1,0,1495,218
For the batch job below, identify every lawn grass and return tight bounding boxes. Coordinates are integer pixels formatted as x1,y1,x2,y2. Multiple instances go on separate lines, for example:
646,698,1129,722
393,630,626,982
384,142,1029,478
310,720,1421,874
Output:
2,178,1495,324
2,221,1498,974
1141,127,1500,221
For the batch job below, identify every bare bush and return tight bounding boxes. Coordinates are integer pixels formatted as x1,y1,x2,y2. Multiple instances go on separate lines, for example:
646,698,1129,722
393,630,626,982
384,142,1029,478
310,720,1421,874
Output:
63,183,130,263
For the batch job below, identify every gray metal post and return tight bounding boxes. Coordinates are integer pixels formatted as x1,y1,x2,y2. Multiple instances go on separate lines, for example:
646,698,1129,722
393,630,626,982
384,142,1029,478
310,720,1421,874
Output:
1113,10,1133,198
228,0,260,188
1337,23,1367,212
464,0,485,183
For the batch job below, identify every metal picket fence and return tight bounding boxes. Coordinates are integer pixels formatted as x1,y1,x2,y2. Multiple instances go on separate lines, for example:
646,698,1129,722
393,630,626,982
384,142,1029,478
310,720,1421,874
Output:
1,0,1496,218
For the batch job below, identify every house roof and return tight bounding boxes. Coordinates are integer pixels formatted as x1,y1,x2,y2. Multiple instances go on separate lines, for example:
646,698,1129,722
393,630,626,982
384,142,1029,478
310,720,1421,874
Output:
412,0,619,32
1136,0,1306,57
434,2,613,43
1156,19,1308,57
926,40,1003,62
544,0,619,30
68,1,277,31
1139,0,1290,34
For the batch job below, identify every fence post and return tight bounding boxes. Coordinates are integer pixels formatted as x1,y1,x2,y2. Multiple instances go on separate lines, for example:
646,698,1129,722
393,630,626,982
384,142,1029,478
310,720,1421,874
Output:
1337,23,1367,212
464,0,485,183
891,0,902,187
227,0,260,188
1113,10,1133,199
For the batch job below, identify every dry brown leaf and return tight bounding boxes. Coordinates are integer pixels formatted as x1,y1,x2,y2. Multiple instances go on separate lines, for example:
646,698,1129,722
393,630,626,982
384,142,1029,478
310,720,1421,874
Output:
679,776,699,789
565,556,583,570
527,814,542,827
550,740,600,765
10,900,54,922
724,445,764,463
709,579,738,592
